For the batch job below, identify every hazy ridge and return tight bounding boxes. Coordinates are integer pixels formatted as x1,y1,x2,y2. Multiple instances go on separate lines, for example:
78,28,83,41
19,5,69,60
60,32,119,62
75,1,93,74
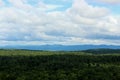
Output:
0,45,120,51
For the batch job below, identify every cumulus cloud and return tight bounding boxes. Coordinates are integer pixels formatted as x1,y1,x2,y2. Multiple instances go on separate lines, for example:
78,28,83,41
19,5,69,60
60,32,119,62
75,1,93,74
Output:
93,0,120,4
0,0,120,45
68,0,110,18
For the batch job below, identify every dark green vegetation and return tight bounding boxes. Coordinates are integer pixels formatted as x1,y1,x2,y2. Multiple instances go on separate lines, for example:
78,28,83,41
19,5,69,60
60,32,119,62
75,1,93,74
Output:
82,49,120,54
0,49,120,80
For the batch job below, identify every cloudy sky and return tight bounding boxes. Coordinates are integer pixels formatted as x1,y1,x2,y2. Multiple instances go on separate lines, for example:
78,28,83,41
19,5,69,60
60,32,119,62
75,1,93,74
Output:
0,0,120,46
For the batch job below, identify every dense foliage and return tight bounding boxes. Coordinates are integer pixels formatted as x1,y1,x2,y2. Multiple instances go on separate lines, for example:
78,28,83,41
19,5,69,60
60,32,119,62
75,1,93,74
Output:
82,49,120,54
0,49,120,80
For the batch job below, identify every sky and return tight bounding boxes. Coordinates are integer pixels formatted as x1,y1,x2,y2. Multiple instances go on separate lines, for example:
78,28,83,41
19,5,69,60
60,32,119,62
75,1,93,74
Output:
0,0,120,46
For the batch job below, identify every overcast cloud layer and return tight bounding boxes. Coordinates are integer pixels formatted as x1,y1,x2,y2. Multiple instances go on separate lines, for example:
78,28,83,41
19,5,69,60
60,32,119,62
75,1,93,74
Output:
0,0,120,46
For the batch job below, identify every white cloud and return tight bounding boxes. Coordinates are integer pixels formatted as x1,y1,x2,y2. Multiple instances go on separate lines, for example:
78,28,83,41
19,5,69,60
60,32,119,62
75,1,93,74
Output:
8,0,32,10
37,1,63,11
92,0,120,4
0,0,120,45
67,0,110,18
0,0,4,6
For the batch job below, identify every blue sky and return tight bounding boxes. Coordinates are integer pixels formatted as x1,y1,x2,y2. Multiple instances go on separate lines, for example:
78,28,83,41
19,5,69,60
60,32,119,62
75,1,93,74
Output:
86,0,120,14
0,0,120,46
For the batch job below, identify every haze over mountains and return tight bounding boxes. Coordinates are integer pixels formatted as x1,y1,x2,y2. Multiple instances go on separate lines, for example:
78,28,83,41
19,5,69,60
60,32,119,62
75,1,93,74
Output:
0,45,120,51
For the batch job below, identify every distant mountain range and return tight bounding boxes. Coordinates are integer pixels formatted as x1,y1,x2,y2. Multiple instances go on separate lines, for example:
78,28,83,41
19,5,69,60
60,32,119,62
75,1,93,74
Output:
0,45,120,51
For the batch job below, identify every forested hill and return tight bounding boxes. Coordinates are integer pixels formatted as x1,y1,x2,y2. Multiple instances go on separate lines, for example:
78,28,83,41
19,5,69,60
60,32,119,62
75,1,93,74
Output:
82,49,120,54
0,48,120,55
0,49,120,80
